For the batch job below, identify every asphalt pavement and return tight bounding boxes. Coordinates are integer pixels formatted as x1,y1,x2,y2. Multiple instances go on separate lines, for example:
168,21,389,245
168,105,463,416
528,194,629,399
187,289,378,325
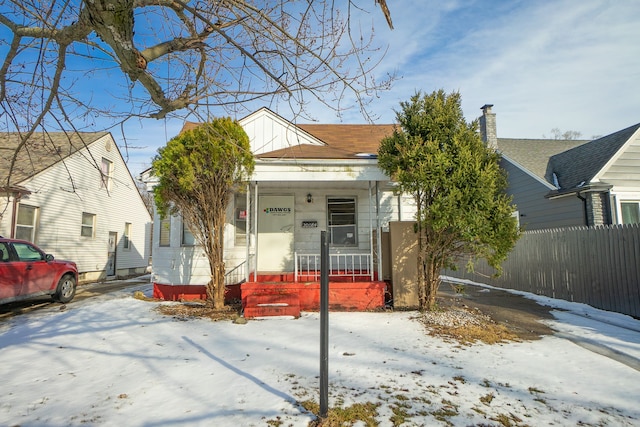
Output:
0,274,151,320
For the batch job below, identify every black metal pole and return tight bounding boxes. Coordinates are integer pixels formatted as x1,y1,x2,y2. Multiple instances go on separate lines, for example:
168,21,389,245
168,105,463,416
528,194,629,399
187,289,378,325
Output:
319,230,329,418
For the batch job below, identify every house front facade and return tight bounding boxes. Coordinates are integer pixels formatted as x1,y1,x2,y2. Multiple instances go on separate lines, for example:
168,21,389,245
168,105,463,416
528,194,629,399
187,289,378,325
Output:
0,132,152,282
143,108,417,309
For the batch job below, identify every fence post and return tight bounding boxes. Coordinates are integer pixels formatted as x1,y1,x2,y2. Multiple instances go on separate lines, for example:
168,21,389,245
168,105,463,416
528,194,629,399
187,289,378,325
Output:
320,231,329,418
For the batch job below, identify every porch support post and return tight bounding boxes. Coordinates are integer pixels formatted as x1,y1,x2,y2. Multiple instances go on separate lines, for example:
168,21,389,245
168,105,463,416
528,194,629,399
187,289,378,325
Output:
376,181,382,282
368,181,374,280
254,181,259,278
245,183,251,283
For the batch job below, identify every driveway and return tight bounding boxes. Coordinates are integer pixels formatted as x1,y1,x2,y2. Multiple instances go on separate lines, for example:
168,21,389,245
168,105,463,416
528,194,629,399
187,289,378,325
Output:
0,275,151,320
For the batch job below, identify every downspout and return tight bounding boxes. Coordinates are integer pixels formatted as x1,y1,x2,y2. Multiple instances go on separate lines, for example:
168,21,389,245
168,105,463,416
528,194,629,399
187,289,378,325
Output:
576,192,589,226
245,183,251,283
375,181,382,282
254,181,259,277
611,193,619,224
368,181,374,280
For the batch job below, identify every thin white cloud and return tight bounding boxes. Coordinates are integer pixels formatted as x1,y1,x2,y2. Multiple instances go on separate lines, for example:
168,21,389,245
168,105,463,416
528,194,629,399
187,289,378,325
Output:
362,0,640,138
120,0,640,175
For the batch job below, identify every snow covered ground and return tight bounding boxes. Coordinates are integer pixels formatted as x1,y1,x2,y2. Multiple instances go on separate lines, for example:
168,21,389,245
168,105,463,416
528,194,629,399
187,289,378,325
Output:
1,278,639,426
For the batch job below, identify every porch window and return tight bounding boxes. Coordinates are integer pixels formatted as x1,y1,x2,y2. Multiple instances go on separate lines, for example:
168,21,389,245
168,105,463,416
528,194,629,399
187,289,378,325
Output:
234,193,247,246
123,222,132,250
327,197,357,246
159,217,171,247
15,204,38,242
81,212,95,238
182,216,196,246
621,202,640,224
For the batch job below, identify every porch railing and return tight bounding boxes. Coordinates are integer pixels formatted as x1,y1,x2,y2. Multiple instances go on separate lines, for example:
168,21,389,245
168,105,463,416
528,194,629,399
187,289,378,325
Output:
224,254,255,286
294,252,372,282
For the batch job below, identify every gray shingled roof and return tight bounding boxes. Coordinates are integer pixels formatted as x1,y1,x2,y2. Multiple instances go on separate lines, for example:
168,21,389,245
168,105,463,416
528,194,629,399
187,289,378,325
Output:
546,123,640,190
497,138,587,183
0,132,108,186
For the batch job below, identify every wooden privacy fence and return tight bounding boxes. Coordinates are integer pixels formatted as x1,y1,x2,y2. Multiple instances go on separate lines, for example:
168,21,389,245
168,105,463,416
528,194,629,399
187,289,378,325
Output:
443,224,640,318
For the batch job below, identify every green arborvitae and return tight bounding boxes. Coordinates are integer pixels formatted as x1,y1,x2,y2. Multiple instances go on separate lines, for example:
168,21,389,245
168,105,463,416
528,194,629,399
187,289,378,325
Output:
378,90,520,310
152,118,254,309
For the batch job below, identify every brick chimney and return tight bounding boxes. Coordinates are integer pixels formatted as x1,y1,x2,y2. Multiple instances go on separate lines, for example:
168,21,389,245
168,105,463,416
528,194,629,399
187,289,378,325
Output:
479,104,498,150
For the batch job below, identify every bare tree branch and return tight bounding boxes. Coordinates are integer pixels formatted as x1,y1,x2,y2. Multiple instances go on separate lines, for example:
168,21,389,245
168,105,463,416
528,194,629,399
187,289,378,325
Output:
1,0,394,188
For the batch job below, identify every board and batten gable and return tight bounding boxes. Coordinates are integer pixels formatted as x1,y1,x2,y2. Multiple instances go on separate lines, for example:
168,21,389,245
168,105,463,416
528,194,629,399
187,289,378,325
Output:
2,134,151,280
239,108,324,154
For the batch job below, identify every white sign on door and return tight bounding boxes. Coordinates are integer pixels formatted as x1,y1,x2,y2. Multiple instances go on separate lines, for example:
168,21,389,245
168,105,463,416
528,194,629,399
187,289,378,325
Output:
257,195,295,272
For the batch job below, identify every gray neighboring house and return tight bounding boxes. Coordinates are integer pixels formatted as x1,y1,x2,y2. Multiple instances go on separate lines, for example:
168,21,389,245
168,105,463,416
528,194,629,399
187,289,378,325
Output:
479,105,640,230
0,131,152,282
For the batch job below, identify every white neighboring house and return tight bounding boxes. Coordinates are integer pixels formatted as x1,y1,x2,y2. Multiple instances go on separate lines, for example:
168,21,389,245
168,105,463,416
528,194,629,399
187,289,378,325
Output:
0,131,152,282
141,108,417,291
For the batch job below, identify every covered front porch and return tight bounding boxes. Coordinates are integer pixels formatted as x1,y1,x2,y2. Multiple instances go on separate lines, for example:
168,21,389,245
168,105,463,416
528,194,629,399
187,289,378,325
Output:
152,256,388,318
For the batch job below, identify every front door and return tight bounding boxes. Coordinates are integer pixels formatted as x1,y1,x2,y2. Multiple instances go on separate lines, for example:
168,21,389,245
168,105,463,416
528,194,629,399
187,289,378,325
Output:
257,195,294,272
106,232,117,276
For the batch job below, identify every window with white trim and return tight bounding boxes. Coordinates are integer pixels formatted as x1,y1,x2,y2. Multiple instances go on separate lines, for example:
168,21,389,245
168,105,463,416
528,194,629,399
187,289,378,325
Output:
159,217,171,247
81,212,96,238
101,158,113,190
123,222,132,250
327,197,357,246
15,204,38,242
182,216,195,246
234,193,247,246
621,202,640,224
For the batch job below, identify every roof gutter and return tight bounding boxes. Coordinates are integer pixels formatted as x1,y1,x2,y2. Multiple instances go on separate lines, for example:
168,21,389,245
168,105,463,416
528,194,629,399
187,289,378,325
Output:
255,158,379,166
544,183,613,200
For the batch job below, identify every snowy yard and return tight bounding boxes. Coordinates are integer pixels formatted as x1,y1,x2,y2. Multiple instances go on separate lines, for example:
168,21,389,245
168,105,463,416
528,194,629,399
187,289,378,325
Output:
1,281,639,426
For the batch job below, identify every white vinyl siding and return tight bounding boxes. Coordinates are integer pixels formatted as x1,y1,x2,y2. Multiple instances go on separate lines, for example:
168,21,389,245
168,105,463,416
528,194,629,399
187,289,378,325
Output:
0,134,151,276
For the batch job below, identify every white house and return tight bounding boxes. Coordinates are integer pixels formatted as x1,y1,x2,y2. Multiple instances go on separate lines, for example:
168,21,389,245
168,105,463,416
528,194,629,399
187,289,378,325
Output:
0,131,152,282
141,108,417,310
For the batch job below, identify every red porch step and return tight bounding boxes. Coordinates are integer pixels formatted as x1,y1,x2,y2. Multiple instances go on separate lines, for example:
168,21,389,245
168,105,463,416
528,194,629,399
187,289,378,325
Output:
243,292,301,319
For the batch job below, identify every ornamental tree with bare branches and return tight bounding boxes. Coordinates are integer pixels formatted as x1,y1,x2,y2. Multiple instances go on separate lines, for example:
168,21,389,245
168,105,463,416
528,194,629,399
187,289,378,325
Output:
152,118,254,309
1,0,393,190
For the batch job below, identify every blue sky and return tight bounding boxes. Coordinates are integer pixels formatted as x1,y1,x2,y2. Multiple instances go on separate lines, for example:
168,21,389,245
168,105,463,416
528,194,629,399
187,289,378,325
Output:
3,1,639,178
120,0,640,177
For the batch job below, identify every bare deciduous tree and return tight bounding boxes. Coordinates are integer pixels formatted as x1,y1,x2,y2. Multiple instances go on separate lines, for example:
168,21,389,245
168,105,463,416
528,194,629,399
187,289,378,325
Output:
544,128,583,140
1,0,394,189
